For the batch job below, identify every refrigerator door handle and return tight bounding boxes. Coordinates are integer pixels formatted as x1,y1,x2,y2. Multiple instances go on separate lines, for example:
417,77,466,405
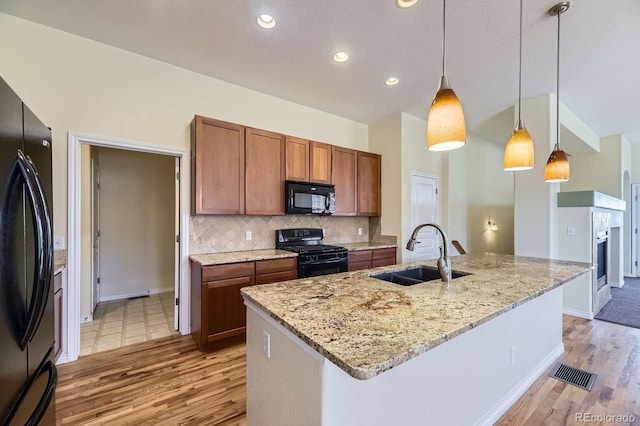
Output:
4,351,58,426
23,154,53,339
0,150,52,350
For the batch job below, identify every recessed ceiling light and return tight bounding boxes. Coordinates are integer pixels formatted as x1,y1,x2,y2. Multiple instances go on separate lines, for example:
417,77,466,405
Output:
257,14,276,29
385,77,400,86
396,0,419,8
332,52,349,63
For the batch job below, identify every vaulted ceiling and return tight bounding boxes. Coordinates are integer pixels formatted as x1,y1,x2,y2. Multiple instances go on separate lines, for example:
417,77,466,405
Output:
1,0,639,144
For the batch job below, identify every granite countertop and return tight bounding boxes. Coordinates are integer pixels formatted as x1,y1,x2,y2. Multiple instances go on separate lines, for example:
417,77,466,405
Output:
54,263,66,275
190,249,298,266
241,253,592,380
340,242,397,251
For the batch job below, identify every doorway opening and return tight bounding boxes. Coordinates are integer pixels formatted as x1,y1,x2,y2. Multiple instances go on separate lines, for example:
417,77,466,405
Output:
81,147,178,355
65,133,189,363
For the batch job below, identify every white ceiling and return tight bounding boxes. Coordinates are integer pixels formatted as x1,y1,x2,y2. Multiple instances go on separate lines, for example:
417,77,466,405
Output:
2,0,639,145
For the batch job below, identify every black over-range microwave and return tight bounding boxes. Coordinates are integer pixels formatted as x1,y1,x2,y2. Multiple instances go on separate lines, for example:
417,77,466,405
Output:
285,180,335,215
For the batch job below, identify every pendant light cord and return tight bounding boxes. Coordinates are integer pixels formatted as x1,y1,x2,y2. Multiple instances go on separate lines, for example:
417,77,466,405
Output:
555,9,561,151
517,0,523,121
442,0,446,77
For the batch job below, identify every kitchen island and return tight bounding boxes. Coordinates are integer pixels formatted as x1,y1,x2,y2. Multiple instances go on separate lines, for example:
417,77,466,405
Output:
241,253,591,425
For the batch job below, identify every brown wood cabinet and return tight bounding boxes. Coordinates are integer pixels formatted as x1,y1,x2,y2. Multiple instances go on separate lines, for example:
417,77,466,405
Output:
348,247,396,271
357,151,382,216
245,128,286,215
331,146,358,216
309,141,332,184
285,138,332,185
54,271,63,360
191,257,297,350
191,116,245,215
285,136,310,182
191,114,381,217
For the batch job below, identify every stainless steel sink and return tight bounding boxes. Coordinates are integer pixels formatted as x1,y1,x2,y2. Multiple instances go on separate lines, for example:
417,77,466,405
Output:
371,267,469,286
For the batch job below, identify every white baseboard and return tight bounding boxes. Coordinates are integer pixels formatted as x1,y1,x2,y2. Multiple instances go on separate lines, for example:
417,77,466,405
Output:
99,287,173,302
477,343,565,426
609,280,625,288
56,353,69,365
80,314,93,323
563,307,594,320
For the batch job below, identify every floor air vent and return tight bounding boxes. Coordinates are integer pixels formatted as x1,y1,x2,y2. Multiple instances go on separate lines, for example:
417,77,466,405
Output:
549,362,597,391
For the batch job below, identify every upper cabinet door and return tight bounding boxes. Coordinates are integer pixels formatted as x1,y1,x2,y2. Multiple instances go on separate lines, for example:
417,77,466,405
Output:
285,136,309,182
245,128,285,215
331,146,358,216
309,141,332,184
357,151,381,217
191,116,245,215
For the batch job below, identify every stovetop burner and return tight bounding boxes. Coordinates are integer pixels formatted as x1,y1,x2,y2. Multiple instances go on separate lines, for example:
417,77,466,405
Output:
278,244,346,254
276,228,347,255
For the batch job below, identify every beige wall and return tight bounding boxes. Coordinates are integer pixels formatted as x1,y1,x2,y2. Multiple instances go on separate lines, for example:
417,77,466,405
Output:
97,147,175,300
560,134,624,198
446,134,514,255
0,13,369,245
368,114,402,245
370,112,513,261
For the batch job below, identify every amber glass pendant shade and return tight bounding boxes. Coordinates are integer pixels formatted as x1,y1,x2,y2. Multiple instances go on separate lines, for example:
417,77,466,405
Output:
503,123,534,171
427,77,466,151
544,147,569,182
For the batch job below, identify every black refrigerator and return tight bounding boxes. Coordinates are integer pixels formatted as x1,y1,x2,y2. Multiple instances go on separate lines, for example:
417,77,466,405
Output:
0,76,57,425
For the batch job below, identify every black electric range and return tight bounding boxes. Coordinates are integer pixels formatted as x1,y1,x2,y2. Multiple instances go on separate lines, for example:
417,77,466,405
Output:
276,228,348,278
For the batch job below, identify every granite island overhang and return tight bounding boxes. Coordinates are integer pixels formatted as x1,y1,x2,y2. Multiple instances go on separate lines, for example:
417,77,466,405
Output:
241,253,592,425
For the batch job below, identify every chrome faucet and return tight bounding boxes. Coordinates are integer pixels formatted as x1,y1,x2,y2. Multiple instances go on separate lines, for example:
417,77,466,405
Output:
406,223,452,282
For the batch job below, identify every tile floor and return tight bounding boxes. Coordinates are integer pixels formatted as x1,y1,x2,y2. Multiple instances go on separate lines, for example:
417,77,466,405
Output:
80,292,178,356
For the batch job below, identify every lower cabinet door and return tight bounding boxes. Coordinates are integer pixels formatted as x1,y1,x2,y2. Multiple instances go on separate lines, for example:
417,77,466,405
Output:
202,276,254,343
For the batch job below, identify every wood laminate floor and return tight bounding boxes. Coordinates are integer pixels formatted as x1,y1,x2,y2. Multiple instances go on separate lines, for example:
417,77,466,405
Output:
56,315,640,425
56,336,247,425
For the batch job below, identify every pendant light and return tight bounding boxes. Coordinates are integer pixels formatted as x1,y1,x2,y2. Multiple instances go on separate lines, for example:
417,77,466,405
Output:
544,2,570,182
503,0,534,171
427,0,466,151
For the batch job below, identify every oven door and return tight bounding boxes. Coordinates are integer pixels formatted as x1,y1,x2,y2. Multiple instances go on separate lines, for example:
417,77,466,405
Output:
298,257,348,278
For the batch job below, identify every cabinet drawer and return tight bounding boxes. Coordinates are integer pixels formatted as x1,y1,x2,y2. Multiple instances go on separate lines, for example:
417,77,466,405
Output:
372,248,396,260
255,257,297,275
348,250,372,263
255,270,298,285
348,260,371,272
54,271,63,293
372,257,395,268
202,262,255,281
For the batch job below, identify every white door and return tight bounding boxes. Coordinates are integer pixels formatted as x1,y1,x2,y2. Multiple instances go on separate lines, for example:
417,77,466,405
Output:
174,157,180,330
91,158,101,313
410,173,439,262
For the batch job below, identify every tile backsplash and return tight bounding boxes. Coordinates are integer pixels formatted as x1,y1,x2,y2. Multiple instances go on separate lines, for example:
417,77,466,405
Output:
190,215,371,254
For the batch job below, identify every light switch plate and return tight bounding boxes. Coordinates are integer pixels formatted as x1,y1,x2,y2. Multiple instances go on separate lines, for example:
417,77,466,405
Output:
54,236,64,249
358,228,363,235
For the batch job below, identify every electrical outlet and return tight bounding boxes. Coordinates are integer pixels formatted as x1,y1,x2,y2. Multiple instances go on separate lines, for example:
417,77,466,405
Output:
510,346,517,365
567,226,576,236
358,228,363,235
54,236,64,249
246,231,252,241
262,330,271,358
